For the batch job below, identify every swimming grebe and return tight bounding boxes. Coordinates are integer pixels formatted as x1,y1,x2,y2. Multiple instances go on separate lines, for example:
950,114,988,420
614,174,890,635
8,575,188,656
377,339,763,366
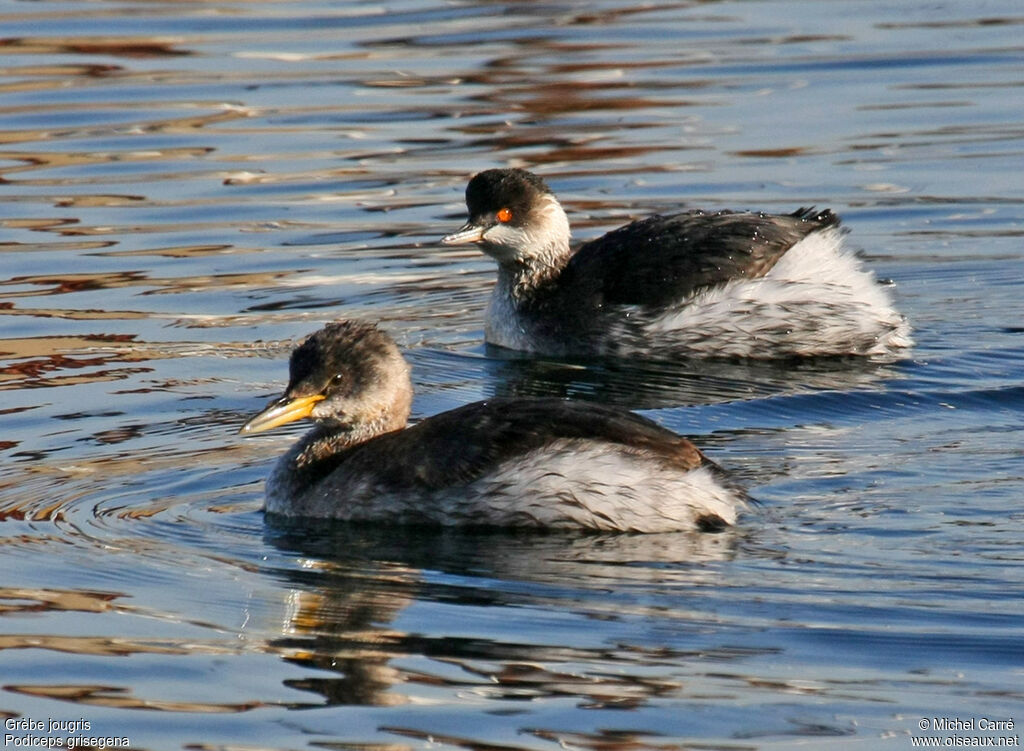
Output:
239,321,746,532
442,168,911,359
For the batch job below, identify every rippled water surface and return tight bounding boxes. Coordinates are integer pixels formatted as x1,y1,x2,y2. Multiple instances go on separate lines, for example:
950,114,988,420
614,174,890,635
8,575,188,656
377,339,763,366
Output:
2,0,1023,748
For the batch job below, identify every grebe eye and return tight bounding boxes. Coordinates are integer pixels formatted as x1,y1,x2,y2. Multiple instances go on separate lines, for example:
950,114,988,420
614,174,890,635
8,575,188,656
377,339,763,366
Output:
496,207,513,223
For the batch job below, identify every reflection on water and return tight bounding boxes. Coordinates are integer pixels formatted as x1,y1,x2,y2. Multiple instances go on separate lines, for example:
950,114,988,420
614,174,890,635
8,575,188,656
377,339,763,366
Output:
2,0,1024,748
264,525,745,710
475,346,905,408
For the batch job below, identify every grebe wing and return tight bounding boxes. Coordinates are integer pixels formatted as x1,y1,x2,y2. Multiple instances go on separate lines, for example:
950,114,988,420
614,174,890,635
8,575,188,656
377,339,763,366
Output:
344,397,706,492
564,208,840,308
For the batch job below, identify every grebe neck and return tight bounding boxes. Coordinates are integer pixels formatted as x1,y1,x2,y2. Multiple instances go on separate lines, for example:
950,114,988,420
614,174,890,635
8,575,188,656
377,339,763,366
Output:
496,251,569,301
295,410,407,469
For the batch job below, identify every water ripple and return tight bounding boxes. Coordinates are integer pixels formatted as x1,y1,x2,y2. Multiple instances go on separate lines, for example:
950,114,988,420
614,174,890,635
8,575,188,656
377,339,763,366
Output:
2,0,1023,747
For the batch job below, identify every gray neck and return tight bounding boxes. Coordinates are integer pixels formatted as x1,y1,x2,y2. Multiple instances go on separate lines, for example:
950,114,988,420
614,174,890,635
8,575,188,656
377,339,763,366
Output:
495,260,561,302
294,412,406,469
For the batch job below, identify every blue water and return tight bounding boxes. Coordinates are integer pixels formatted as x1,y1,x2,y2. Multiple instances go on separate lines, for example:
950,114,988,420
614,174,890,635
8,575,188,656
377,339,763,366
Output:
1,0,1023,748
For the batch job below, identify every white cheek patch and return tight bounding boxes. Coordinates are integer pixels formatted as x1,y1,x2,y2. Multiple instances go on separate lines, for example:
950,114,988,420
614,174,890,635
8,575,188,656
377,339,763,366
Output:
481,194,572,266
481,223,530,263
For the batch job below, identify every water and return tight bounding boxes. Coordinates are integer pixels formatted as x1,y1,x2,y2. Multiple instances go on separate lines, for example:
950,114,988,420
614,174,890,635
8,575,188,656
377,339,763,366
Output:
1,0,1023,748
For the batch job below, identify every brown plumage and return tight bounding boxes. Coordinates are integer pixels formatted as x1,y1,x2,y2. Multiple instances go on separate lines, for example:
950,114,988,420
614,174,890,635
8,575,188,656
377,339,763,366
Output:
240,322,747,531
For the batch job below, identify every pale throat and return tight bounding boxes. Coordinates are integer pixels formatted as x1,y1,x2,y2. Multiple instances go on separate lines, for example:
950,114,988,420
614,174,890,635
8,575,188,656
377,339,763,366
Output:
296,381,413,467
495,194,572,297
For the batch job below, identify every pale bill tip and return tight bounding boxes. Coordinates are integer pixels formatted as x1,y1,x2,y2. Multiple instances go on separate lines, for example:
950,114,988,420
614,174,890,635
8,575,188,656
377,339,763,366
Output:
441,224,485,245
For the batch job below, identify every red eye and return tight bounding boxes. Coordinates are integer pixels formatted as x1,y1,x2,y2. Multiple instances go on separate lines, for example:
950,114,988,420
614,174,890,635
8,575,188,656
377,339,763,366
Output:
496,207,513,223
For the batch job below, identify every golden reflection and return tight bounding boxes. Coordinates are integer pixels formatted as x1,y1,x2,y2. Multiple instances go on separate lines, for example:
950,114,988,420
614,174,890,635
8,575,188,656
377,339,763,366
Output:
0,334,152,390
0,634,234,657
0,63,120,78
266,563,419,707
436,30,713,166
257,529,741,710
96,244,235,258
2,272,146,296
0,498,65,521
0,586,122,614
0,145,211,169
0,306,150,322
54,194,144,208
0,241,116,253
1,217,80,230
0,267,291,300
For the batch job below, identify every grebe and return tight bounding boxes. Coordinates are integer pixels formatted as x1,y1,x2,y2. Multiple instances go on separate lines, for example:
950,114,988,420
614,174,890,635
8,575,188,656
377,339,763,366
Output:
239,321,747,532
442,168,911,359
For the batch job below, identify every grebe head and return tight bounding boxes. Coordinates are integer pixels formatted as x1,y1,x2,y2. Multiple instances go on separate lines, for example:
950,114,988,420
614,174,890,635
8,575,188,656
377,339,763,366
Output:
239,321,412,437
442,168,571,269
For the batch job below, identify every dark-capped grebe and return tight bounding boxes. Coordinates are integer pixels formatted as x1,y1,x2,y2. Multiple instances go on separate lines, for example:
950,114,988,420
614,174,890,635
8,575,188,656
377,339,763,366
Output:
239,321,747,532
442,168,911,359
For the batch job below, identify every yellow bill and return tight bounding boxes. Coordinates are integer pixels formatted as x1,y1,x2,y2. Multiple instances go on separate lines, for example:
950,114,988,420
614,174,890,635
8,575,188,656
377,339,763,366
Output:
239,393,325,435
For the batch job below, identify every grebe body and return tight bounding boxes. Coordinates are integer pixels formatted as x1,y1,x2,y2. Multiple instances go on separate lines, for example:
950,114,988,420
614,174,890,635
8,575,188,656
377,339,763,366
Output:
442,169,911,359
240,322,747,533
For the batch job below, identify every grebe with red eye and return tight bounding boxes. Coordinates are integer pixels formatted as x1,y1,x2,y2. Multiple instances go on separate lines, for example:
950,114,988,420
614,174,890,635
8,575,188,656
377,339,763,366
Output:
442,168,912,359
